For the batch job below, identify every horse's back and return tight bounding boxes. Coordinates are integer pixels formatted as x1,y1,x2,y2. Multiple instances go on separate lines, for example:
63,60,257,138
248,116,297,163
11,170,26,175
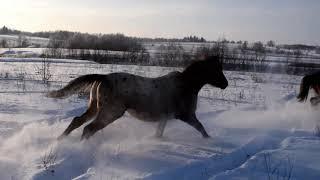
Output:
104,72,182,119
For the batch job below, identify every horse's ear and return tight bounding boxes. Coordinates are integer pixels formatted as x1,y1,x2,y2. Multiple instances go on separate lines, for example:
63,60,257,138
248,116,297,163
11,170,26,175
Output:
207,56,223,69
199,54,206,61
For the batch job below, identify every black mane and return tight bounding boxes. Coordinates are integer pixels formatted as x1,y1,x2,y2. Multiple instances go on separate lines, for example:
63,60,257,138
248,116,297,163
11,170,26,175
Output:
297,71,320,102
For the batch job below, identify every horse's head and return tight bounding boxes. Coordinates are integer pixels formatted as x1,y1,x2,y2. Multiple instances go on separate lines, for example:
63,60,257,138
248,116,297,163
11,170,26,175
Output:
297,72,320,102
183,56,228,89
203,56,228,89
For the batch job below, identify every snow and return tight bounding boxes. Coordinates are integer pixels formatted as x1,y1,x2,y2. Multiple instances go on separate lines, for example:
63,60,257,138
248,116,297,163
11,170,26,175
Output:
211,136,320,180
0,58,320,179
0,35,49,47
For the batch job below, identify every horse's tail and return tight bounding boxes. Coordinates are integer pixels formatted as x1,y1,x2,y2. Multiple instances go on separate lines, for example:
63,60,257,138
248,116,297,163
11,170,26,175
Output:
47,74,106,98
297,75,311,102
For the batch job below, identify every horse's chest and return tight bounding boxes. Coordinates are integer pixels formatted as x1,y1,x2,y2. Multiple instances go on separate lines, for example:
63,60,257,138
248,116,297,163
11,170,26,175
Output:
313,85,320,94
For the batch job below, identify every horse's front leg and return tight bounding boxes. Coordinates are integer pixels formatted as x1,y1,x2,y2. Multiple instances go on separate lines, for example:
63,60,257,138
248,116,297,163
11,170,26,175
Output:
155,119,167,138
310,96,320,106
179,114,210,138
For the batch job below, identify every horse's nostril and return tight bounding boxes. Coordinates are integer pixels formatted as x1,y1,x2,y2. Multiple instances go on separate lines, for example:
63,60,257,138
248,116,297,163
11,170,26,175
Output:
221,82,228,89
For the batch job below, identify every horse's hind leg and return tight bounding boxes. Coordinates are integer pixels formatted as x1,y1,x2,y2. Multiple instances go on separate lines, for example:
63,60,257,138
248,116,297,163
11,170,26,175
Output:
311,96,320,106
58,82,99,140
155,119,167,138
58,104,97,140
81,103,126,140
179,114,210,138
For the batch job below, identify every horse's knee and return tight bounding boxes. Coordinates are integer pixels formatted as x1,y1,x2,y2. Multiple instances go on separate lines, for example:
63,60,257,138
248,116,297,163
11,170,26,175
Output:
68,117,86,129
70,117,82,125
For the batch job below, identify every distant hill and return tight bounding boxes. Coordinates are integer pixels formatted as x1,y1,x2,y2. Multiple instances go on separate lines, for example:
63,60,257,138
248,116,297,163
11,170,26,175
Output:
281,44,317,51
0,26,207,43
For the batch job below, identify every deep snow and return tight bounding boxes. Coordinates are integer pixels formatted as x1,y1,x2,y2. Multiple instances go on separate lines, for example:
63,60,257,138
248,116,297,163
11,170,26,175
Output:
0,58,319,180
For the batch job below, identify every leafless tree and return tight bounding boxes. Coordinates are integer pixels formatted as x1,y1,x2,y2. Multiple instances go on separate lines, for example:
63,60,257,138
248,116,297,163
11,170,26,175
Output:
0,39,8,48
17,34,29,48
252,41,266,63
211,38,229,60
267,40,276,47
47,35,63,58
156,42,184,65
36,50,52,84
293,49,302,63
239,41,250,65
316,47,320,55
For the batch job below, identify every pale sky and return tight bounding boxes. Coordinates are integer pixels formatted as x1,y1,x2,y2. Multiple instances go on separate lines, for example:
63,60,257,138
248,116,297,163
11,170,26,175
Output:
1,0,319,44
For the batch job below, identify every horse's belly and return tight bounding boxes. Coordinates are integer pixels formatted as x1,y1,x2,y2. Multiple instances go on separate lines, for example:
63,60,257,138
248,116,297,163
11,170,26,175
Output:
127,109,173,122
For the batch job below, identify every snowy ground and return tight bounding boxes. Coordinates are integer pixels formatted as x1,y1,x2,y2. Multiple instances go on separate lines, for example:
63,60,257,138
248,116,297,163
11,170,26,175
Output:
0,35,49,48
0,58,320,180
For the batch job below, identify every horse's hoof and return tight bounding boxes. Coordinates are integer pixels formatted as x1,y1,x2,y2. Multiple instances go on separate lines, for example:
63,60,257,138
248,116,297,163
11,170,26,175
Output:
203,135,211,139
81,133,91,141
310,97,320,106
57,134,66,140
154,133,164,139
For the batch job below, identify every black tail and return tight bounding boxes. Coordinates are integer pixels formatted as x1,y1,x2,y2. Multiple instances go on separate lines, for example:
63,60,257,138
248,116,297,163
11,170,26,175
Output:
47,74,106,98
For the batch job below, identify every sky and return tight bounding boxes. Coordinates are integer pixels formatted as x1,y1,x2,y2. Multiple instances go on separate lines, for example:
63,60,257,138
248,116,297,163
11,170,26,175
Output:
0,0,319,45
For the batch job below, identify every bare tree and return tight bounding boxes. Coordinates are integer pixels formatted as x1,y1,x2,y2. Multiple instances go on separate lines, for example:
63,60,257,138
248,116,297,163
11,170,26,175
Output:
36,50,52,85
211,38,229,61
0,39,8,48
47,35,63,58
293,49,302,62
156,42,184,65
239,41,249,65
195,45,211,59
316,47,320,55
166,42,184,62
267,40,275,47
230,47,239,64
252,41,266,63
17,34,29,48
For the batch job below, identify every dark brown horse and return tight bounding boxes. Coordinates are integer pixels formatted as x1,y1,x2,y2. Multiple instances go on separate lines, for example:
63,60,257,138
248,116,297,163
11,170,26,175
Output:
47,56,228,140
297,71,320,105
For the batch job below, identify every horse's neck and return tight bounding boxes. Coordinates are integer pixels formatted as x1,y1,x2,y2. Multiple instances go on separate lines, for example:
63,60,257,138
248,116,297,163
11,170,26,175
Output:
312,85,320,95
180,65,208,94
181,75,206,94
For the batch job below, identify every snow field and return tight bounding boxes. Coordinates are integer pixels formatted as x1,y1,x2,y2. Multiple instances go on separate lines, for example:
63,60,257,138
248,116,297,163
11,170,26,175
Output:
0,58,319,179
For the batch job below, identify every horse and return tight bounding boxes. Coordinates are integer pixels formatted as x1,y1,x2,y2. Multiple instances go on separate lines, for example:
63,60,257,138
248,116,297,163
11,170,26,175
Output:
297,71,320,106
47,56,228,140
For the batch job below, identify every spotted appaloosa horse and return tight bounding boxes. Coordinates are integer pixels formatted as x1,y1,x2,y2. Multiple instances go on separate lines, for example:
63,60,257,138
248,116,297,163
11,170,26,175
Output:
297,71,320,106
47,56,228,140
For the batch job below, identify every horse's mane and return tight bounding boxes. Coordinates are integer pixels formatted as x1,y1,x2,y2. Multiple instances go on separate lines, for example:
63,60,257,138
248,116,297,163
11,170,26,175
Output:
297,71,320,102
182,56,222,77
297,75,311,102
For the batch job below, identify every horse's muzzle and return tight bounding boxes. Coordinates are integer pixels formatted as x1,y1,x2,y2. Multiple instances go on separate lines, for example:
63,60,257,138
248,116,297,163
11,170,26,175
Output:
220,82,228,89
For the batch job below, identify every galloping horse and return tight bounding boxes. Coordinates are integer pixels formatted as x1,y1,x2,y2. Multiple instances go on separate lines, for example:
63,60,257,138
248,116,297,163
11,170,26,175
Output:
47,56,228,140
297,71,320,106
